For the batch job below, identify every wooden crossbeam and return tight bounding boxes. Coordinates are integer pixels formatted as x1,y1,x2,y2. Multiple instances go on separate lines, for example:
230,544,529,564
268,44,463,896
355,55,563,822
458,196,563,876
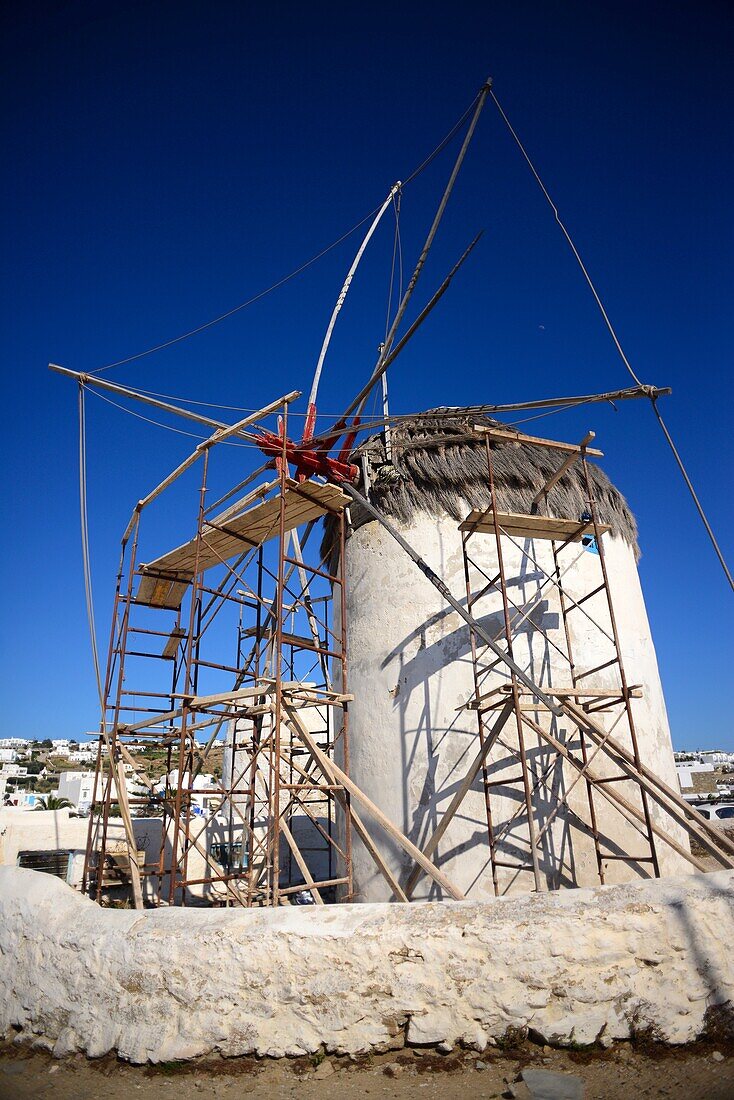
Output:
531,432,596,506
161,627,186,659
283,703,465,901
460,510,611,542
472,424,604,456
461,685,643,712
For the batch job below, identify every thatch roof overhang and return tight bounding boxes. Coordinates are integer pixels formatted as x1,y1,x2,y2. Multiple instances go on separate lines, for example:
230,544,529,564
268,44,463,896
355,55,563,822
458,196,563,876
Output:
323,412,638,564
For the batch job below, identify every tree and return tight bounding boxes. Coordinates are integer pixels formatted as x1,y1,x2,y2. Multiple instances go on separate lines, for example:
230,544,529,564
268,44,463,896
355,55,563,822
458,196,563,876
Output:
40,739,52,749
33,794,73,811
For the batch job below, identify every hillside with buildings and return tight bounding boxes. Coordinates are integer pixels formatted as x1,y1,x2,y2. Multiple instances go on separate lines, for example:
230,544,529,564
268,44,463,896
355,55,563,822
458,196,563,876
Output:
1,736,225,815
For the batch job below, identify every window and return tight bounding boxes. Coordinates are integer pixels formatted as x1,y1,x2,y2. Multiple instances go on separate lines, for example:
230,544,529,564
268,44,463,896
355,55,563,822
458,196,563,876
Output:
716,806,734,820
17,850,73,882
697,807,711,819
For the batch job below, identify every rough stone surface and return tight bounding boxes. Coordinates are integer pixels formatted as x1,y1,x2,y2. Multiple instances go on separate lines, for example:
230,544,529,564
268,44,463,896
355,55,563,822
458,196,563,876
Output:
0,867,732,1064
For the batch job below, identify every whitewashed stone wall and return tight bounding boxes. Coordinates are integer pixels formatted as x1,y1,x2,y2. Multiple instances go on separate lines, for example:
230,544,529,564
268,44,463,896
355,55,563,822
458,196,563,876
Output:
1,867,731,1064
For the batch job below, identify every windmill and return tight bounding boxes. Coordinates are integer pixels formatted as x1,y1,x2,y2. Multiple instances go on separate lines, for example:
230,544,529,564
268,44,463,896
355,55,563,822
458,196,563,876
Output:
49,77,734,908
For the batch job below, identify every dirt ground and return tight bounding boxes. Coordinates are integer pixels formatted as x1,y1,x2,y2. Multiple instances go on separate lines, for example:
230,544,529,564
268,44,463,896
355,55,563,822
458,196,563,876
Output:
1,1040,732,1100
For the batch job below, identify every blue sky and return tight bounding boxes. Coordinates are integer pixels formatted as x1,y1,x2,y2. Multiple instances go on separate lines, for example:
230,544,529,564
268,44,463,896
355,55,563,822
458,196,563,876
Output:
2,1,732,749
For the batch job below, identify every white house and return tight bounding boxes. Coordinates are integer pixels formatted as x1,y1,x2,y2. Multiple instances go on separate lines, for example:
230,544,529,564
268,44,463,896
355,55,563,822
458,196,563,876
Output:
57,771,96,812
155,770,218,816
676,761,715,791
0,738,30,751
50,740,71,756
698,750,734,765
68,747,96,764
0,764,28,779
0,749,18,764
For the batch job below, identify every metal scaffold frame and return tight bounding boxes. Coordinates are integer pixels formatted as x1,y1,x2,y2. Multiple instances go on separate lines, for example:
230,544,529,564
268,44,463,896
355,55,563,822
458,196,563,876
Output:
82,394,352,906
73,385,734,908
82,392,470,909
391,422,734,899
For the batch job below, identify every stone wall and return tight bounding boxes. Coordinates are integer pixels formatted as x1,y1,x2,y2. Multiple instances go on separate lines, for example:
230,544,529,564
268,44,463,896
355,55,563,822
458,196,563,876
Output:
1,867,732,1064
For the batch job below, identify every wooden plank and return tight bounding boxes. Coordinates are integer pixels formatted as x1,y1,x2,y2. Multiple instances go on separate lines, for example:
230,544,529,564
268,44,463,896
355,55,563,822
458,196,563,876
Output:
147,494,319,574
112,756,144,910
279,818,324,905
210,479,280,526
472,424,604,456
284,722,408,902
284,703,465,901
161,627,186,659
501,685,643,699
531,432,595,506
139,480,348,582
460,510,611,542
135,575,189,609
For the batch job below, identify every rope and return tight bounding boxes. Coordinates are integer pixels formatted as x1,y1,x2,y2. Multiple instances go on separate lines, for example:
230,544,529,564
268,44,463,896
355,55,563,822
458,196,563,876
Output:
120,386,346,417
490,89,642,387
651,399,734,592
78,384,105,710
88,208,383,376
87,388,251,444
83,384,627,449
492,89,734,593
402,93,480,187
89,92,480,378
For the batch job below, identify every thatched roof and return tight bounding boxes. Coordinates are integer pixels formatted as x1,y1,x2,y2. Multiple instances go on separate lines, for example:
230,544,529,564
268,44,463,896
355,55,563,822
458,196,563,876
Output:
323,411,638,562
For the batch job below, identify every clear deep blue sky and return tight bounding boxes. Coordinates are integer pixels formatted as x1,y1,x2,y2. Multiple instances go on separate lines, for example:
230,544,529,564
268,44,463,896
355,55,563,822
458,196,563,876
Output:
2,1,732,749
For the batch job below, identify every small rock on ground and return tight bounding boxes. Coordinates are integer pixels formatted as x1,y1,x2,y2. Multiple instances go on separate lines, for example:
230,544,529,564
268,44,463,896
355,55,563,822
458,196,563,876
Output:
313,1060,335,1079
521,1066,585,1099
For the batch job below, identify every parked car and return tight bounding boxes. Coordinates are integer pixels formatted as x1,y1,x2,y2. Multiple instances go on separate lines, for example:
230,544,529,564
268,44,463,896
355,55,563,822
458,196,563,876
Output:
695,802,734,825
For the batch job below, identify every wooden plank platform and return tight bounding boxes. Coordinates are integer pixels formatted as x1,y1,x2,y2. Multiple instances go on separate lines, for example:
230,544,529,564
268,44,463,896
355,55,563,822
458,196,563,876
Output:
136,480,348,608
459,510,611,542
134,575,189,610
